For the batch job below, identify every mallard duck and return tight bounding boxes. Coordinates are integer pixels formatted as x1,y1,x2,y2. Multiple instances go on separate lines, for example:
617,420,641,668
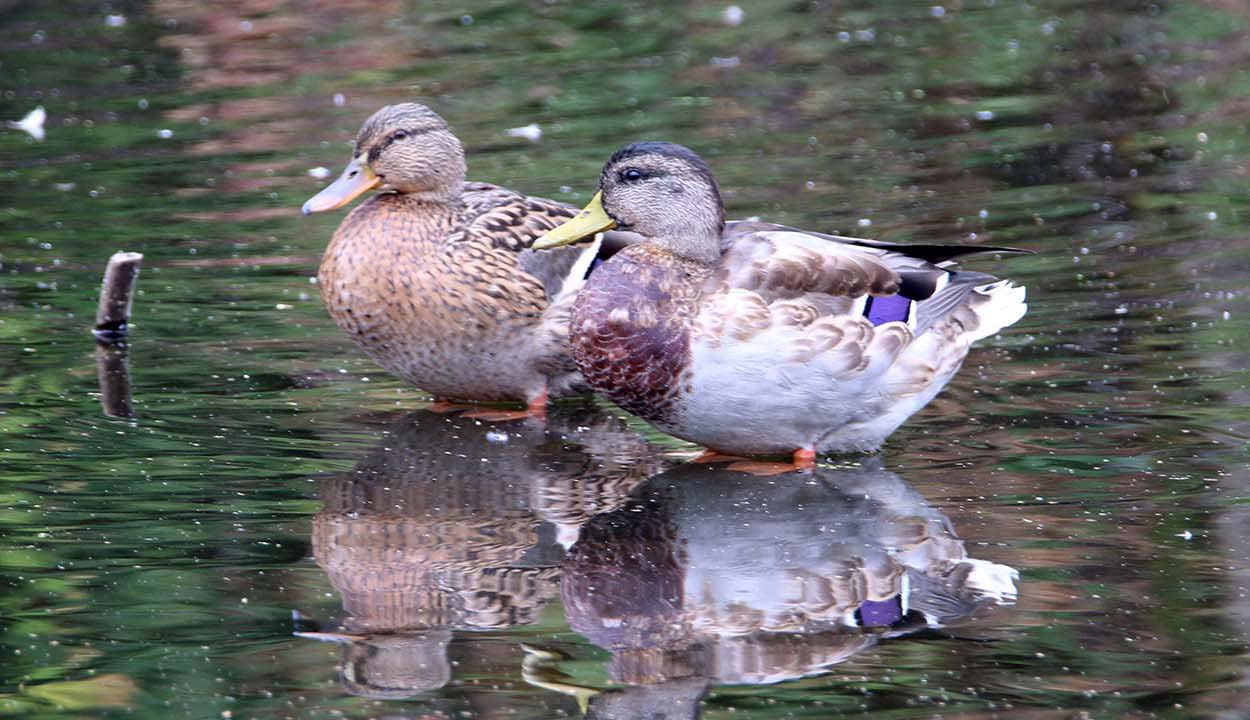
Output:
533,141,1028,463
552,462,1017,712
298,404,664,698
302,103,621,414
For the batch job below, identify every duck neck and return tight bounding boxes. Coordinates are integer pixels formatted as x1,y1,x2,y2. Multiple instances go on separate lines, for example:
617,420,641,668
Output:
399,185,462,204
650,226,723,266
388,154,466,204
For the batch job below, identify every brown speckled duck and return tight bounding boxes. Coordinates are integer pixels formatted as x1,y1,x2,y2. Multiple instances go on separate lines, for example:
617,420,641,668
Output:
303,103,618,414
534,142,1028,464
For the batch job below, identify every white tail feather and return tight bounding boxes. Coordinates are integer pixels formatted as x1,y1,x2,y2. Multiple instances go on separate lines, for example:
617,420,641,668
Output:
966,280,1027,343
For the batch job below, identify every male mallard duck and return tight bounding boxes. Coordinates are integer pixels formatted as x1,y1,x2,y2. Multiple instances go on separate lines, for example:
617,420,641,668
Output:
303,103,619,414
533,142,1027,463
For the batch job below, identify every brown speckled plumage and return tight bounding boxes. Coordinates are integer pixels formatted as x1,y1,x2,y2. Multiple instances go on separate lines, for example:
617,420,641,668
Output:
319,185,582,401
307,104,605,404
302,405,668,697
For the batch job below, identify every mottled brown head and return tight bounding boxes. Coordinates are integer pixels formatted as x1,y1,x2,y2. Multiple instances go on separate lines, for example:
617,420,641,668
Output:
599,142,726,264
303,103,466,213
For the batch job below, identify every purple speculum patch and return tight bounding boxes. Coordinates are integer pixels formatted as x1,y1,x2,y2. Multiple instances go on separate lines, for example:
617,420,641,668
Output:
865,295,911,326
856,596,904,627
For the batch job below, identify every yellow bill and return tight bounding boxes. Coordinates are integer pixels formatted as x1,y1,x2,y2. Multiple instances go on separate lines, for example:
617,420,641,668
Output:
531,191,616,249
301,153,380,214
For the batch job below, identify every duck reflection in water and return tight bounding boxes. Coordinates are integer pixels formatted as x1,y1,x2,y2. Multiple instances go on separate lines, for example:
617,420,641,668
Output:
295,405,665,699
526,460,1018,719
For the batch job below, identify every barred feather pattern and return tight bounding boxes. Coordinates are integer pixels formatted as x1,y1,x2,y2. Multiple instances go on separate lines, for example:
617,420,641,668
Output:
319,182,598,403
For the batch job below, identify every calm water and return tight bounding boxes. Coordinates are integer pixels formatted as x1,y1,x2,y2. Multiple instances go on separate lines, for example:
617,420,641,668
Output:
2,1,1248,718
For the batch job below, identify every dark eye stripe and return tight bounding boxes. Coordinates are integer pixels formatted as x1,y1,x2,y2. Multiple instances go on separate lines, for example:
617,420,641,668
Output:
365,126,436,161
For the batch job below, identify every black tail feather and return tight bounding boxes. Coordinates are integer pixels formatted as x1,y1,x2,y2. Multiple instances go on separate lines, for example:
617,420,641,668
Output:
842,237,1033,264
725,219,1033,264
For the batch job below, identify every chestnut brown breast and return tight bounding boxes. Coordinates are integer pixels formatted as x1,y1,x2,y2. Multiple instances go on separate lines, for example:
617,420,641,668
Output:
570,245,710,426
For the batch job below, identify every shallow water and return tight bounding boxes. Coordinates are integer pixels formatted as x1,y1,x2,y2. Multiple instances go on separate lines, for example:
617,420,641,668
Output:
2,1,1248,718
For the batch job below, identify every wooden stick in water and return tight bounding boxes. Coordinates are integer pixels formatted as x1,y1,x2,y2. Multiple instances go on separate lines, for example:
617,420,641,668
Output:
94,251,144,342
93,251,143,417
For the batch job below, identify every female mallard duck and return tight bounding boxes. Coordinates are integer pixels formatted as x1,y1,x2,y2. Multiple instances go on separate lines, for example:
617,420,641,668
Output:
303,103,619,415
533,141,1027,463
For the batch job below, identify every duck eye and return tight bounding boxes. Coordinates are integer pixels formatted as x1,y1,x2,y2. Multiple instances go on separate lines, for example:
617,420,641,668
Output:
621,168,644,182
392,129,409,141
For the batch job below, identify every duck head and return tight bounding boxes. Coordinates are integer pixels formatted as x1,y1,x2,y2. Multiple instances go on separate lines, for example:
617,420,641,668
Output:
303,103,466,214
534,141,726,264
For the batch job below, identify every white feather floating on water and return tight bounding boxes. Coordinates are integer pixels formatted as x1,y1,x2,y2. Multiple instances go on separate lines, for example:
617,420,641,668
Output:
7,106,46,141
505,123,542,142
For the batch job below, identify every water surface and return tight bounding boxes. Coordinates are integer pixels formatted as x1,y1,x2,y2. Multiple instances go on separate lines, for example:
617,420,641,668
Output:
2,1,1248,718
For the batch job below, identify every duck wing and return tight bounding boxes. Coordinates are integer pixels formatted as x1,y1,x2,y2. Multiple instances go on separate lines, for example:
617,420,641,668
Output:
459,182,579,252
713,222,902,301
724,220,1030,263
458,183,635,300
708,221,1027,338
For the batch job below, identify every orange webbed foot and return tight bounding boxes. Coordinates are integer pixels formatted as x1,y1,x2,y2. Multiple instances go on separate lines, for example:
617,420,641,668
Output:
459,389,549,423
459,408,534,422
526,389,549,420
725,460,803,476
793,447,817,470
723,448,817,476
427,399,476,414
693,450,747,464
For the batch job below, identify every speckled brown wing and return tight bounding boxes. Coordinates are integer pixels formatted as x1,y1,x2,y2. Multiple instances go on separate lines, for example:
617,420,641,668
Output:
713,222,1020,338
708,224,904,301
454,183,595,301
458,182,578,251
